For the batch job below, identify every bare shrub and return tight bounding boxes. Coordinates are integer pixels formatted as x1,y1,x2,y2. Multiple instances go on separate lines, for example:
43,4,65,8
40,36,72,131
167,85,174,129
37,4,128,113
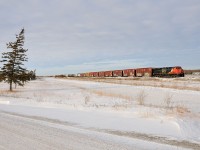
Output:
94,104,99,108
33,92,44,102
171,82,178,89
140,110,153,118
84,95,90,105
112,102,128,110
137,90,147,105
164,93,173,109
159,82,164,88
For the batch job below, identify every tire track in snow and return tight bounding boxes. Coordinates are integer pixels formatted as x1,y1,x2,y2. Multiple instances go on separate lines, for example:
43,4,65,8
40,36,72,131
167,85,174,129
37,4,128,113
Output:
0,111,134,150
103,130,200,150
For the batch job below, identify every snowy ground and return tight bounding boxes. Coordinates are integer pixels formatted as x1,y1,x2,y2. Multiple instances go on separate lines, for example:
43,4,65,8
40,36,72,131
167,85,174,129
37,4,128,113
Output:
0,76,200,149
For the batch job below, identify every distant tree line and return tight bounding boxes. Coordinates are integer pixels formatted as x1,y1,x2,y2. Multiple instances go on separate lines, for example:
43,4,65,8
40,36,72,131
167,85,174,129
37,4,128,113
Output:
184,69,200,74
0,28,36,91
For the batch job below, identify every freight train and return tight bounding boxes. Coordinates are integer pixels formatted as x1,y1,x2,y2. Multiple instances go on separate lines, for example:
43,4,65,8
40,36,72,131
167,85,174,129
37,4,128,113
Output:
78,66,184,78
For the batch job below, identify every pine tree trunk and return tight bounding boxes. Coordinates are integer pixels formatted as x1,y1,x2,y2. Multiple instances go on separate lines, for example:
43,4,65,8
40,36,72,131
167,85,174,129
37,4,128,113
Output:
10,80,12,91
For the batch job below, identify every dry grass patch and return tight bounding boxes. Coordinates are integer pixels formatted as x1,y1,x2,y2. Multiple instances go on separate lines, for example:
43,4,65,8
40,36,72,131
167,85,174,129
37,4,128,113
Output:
0,90,10,95
0,90,21,98
0,90,19,94
174,105,190,115
90,89,132,102
165,104,190,117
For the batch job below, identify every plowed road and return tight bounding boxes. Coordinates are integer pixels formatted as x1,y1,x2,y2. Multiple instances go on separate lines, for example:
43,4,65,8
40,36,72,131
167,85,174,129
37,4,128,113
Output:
0,111,139,150
0,111,194,150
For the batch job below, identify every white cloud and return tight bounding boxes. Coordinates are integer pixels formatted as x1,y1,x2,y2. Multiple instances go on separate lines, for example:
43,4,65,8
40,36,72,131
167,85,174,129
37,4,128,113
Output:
0,0,200,75
38,58,151,75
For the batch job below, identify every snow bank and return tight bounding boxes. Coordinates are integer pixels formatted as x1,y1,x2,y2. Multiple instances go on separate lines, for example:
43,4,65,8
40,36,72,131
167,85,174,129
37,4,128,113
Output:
0,77,199,144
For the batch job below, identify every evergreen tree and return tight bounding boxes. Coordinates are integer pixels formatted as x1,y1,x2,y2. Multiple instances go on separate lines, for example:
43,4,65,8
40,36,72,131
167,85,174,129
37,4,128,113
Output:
29,69,36,80
1,28,29,91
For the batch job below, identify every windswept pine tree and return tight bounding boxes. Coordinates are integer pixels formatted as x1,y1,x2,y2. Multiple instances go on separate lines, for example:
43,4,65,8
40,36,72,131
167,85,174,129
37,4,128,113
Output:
1,28,29,91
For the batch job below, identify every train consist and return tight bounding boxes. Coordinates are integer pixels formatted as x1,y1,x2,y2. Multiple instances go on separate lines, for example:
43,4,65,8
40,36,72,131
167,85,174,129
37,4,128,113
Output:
78,66,184,78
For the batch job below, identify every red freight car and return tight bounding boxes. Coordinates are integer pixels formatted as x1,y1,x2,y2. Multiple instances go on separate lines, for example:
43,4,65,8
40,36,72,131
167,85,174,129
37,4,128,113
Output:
93,72,99,77
98,71,105,77
89,72,94,77
123,69,136,77
113,70,123,77
84,72,90,77
104,71,113,77
136,68,152,77
80,73,85,77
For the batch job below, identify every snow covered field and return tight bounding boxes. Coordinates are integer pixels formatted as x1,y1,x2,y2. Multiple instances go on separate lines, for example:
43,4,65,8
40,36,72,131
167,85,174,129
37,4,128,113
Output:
0,76,200,149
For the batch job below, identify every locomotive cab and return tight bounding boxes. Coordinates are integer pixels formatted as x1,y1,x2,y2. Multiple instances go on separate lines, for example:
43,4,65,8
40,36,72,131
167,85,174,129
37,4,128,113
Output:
169,66,184,77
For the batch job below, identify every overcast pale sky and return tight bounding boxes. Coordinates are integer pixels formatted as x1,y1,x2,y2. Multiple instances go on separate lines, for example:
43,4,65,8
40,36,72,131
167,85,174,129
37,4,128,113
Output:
0,0,200,75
